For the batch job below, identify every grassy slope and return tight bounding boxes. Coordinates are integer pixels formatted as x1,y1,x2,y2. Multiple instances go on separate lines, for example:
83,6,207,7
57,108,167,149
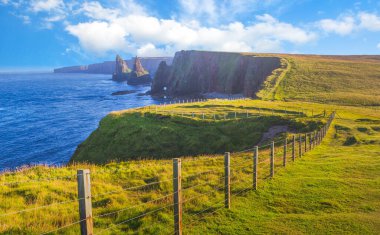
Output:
258,54,380,106
192,104,380,234
72,100,322,164
1,100,379,234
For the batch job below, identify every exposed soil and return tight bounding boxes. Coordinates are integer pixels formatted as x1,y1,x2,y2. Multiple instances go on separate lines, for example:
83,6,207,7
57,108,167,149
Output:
258,125,288,144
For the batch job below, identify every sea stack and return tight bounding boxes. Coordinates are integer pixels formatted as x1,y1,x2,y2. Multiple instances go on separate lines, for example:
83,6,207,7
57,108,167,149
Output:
128,56,152,85
112,55,130,81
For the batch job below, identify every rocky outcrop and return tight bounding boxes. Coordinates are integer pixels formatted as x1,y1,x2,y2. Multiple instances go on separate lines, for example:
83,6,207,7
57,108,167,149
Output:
128,57,152,85
112,55,131,81
54,57,173,76
111,55,152,84
151,50,281,97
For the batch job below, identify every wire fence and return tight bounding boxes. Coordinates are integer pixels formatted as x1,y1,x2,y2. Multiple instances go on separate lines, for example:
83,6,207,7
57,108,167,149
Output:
0,102,335,235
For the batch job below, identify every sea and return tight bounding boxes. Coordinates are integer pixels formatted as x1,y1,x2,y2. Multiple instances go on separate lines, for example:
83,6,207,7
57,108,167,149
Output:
0,73,161,171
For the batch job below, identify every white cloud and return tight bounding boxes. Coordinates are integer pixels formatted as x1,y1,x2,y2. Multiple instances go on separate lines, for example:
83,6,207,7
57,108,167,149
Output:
318,12,380,36
65,1,315,56
31,0,64,12
79,2,120,21
0,0,9,4
377,43,380,49
137,43,174,57
178,0,283,25
318,16,356,35
359,12,380,31
179,0,217,24
66,21,129,55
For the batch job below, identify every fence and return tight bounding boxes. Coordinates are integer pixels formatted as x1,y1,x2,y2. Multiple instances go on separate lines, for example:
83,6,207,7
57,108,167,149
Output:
0,103,335,234
138,97,318,118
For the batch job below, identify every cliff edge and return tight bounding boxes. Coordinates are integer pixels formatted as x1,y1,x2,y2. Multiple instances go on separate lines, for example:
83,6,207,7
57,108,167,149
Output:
151,50,282,97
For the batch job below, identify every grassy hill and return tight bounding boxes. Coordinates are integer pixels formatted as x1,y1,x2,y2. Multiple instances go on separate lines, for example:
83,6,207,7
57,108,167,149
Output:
256,54,380,106
0,100,379,234
71,100,323,164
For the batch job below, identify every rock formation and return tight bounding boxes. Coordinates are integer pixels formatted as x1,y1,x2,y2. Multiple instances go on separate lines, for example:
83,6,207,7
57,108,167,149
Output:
112,55,131,81
151,50,281,97
128,56,152,85
54,57,173,76
110,55,152,84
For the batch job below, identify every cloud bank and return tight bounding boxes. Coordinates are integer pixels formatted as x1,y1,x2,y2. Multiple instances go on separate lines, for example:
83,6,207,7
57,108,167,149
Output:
64,1,315,56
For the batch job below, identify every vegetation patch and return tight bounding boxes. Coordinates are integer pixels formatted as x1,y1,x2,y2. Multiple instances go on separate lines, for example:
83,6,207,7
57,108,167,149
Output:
343,136,358,146
71,111,320,164
357,127,369,133
335,124,351,132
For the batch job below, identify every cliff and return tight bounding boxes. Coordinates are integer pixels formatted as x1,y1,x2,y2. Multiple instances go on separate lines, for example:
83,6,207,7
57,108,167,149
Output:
151,50,281,97
54,57,173,76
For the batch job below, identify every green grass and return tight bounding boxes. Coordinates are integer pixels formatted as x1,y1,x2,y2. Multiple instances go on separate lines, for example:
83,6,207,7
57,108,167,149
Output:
71,100,323,164
1,100,379,234
260,54,380,106
190,104,380,234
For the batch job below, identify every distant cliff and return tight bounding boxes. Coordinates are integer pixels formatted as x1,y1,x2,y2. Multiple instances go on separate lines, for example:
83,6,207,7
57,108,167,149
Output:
151,51,281,97
54,57,173,76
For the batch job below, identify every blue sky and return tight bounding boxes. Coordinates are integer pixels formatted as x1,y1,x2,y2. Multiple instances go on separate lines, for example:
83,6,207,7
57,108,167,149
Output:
1,0,380,70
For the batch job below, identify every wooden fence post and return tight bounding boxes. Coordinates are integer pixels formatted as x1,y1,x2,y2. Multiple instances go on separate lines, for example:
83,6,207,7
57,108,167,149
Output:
314,131,317,147
270,141,275,177
309,133,312,150
173,158,182,235
77,169,93,235
304,133,307,152
317,131,320,145
283,138,287,167
299,134,302,158
292,135,296,161
224,152,231,209
253,147,258,190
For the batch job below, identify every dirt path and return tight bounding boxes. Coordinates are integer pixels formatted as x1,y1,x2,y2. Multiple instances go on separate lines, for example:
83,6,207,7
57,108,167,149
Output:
258,125,288,145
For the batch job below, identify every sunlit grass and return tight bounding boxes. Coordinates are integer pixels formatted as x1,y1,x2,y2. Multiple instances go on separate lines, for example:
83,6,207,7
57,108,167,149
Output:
0,99,379,234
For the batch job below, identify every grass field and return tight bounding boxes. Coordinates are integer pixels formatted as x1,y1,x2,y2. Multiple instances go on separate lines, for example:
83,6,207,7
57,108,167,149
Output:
72,99,323,163
256,54,380,106
1,99,379,234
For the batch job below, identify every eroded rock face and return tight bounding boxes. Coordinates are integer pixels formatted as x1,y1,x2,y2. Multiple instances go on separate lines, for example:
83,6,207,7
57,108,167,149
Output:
128,56,152,85
151,50,281,97
112,55,130,81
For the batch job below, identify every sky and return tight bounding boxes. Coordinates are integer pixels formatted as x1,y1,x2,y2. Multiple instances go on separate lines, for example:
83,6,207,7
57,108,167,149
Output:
1,0,380,70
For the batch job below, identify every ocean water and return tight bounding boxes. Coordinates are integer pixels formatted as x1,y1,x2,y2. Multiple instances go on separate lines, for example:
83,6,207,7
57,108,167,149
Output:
0,73,160,170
